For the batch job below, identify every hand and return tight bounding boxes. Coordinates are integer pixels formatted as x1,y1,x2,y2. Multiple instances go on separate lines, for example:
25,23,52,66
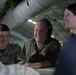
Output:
23,63,28,66
23,63,41,69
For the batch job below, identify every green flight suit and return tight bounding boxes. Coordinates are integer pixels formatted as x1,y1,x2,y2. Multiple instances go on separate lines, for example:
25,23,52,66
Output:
23,37,61,67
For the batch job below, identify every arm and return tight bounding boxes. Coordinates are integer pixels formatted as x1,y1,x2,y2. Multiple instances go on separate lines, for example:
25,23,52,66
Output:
46,40,61,67
25,60,51,69
15,44,25,64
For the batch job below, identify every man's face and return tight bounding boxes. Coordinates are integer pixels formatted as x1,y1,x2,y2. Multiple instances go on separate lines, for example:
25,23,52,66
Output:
0,31,10,49
34,21,48,44
64,9,76,29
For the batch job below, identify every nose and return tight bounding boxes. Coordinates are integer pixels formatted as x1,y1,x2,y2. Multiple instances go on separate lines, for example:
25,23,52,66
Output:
63,15,67,22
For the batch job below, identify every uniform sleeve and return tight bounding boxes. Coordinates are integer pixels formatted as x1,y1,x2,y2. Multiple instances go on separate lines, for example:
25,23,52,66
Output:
23,39,35,62
14,44,26,64
46,40,61,67
23,43,27,62
23,42,29,62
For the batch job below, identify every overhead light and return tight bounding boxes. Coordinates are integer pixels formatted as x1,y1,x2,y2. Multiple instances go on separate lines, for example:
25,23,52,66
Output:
28,19,32,22
32,21,36,24
28,19,36,25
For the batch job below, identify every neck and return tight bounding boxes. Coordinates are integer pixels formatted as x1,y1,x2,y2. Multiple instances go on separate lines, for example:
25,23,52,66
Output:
36,39,47,44
36,42,42,45
70,29,76,35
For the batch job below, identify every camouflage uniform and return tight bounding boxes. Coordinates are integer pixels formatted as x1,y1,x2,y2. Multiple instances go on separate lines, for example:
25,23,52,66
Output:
0,43,25,65
23,37,61,67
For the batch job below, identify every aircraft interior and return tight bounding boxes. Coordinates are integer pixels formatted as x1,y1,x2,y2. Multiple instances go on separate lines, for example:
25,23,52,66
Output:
0,0,74,47
0,0,76,75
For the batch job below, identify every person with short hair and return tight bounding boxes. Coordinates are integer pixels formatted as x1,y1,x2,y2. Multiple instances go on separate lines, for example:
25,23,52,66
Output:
54,3,76,75
23,18,61,69
0,24,25,65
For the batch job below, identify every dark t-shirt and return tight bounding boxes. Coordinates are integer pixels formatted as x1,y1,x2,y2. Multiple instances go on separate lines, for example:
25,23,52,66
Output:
54,34,76,75
0,49,5,54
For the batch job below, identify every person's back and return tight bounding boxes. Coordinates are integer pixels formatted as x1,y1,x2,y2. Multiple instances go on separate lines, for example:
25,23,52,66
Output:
54,34,76,75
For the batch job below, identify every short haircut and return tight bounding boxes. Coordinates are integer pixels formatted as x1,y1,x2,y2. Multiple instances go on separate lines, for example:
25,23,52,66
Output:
0,24,10,32
66,3,76,15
